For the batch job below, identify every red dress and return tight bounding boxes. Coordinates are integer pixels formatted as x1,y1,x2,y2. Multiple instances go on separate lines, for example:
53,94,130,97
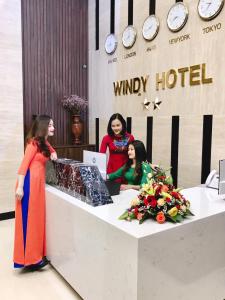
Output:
100,133,134,182
13,140,56,267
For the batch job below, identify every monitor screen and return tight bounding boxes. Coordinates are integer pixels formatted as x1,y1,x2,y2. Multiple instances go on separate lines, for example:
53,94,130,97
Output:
219,159,225,195
83,150,107,180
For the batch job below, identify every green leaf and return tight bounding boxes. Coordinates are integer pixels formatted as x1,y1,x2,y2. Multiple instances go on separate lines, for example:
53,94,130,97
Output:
165,176,173,185
118,211,129,220
129,212,136,220
186,209,194,216
139,212,150,224
167,215,177,223
176,214,184,223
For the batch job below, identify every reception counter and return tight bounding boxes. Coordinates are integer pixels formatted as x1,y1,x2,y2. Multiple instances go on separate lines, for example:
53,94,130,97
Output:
46,185,225,300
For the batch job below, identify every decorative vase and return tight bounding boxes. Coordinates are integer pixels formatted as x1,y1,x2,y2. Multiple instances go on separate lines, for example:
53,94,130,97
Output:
71,114,83,145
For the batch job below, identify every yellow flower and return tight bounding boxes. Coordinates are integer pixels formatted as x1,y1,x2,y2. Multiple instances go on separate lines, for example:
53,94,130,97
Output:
168,207,178,217
161,192,172,199
141,183,154,195
157,198,165,206
141,183,150,192
131,197,140,207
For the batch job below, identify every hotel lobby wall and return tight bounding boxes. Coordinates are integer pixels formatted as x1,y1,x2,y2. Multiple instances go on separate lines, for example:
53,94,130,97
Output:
21,0,88,145
0,0,23,213
88,0,225,188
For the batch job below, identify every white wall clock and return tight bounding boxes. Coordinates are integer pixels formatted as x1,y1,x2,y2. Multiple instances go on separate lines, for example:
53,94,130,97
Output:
198,0,224,20
167,2,189,32
122,25,137,49
142,15,160,41
105,33,117,55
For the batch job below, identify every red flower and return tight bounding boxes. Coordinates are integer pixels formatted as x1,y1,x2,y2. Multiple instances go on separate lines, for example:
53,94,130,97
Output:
144,198,149,206
134,207,139,217
156,212,166,224
147,195,156,202
171,191,181,199
176,205,180,210
158,175,166,181
165,197,171,203
155,185,162,195
150,198,157,208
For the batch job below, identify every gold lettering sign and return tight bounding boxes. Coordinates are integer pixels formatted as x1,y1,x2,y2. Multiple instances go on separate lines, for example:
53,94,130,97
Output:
156,63,213,91
113,63,213,96
166,69,177,89
113,76,149,96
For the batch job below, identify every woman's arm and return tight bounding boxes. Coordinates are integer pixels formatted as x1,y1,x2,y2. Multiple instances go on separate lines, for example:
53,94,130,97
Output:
15,175,25,200
120,184,140,191
16,142,38,200
100,136,108,153
120,164,151,191
46,141,57,160
108,166,124,181
17,142,37,175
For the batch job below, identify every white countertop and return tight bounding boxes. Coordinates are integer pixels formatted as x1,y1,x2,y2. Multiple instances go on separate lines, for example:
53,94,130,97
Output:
46,185,225,239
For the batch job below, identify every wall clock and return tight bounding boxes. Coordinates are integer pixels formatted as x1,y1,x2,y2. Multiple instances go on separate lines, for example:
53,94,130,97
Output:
142,15,160,41
167,2,189,32
105,33,117,55
198,0,224,20
122,25,137,49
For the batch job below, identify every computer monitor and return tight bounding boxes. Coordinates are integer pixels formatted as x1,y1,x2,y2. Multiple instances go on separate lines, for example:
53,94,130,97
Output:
83,150,107,180
219,159,225,195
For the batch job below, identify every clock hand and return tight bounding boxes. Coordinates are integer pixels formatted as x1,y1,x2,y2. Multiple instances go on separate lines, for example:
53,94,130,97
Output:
145,24,153,33
204,2,211,12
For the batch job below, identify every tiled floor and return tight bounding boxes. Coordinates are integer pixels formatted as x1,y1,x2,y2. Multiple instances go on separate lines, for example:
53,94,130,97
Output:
0,219,83,300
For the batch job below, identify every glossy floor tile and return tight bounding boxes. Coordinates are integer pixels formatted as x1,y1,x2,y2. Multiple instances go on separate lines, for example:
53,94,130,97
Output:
0,219,83,300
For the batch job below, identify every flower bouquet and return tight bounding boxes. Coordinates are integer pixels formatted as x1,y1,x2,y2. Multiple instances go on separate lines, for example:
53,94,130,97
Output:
119,166,194,224
61,94,88,115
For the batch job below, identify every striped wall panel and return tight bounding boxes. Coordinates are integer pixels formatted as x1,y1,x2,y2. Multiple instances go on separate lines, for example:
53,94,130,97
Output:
21,0,88,145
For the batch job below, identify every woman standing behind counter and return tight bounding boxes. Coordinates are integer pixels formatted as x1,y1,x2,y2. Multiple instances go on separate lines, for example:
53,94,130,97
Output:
100,113,134,183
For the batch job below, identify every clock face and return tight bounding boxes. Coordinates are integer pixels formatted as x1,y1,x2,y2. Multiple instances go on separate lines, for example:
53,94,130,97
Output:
167,2,189,32
198,0,224,20
122,25,137,48
105,34,117,55
142,15,160,41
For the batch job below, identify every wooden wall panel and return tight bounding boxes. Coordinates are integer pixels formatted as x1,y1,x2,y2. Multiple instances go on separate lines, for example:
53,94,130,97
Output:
21,0,88,145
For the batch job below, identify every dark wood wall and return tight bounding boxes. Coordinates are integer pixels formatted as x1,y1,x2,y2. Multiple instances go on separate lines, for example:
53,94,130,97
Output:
21,0,88,145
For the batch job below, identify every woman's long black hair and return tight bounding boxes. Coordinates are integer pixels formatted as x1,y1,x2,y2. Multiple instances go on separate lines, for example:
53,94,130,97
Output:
122,140,147,184
107,113,127,137
26,115,51,157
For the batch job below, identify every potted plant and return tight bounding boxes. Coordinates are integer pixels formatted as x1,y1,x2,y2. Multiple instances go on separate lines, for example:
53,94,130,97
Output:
61,94,88,144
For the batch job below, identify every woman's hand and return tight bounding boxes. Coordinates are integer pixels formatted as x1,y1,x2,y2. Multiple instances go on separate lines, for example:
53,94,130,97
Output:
50,152,58,161
120,184,140,191
15,187,24,200
120,184,133,191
